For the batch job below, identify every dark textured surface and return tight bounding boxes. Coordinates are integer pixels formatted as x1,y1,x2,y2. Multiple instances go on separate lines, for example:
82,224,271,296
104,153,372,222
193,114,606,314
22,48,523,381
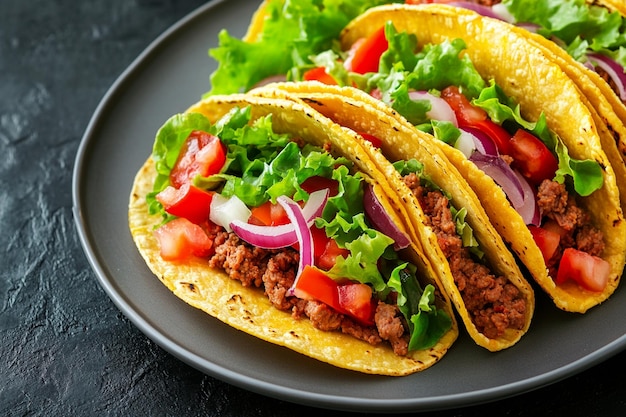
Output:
1,0,626,415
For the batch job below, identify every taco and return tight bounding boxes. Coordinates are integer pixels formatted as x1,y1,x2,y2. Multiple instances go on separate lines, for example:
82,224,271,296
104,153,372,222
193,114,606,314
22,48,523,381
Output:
207,0,402,96
260,4,625,313
405,0,626,212
404,0,626,106
129,94,460,375
252,84,535,351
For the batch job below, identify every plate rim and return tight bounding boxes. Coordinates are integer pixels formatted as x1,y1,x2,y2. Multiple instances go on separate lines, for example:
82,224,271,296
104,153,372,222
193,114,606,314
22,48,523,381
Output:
71,0,626,412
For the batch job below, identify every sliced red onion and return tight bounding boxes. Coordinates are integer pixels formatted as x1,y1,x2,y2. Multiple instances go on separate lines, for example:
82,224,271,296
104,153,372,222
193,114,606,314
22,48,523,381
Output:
408,91,458,126
230,189,329,249
454,130,477,158
460,127,498,156
230,221,301,249
514,171,541,226
280,195,315,296
363,183,411,250
587,52,626,100
209,194,251,233
469,152,525,209
491,3,515,23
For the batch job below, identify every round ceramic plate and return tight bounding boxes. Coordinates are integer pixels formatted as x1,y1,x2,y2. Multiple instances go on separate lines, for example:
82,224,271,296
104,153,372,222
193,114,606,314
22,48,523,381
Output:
72,0,626,412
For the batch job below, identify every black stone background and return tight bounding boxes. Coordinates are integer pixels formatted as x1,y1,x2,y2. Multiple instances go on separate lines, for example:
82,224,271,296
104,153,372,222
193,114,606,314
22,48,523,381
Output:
1,0,625,416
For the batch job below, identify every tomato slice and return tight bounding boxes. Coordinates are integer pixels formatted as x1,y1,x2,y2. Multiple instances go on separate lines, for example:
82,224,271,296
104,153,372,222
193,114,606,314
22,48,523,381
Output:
317,238,350,271
528,224,561,264
302,67,338,85
555,248,610,292
345,25,388,74
310,226,331,264
441,86,512,155
300,176,340,197
248,201,290,226
338,283,376,325
170,130,227,188
357,131,383,148
441,86,487,125
153,218,214,261
469,119,512,156
156,184,213,225
295,266,376,324
295,265,342,310
509,129,559,185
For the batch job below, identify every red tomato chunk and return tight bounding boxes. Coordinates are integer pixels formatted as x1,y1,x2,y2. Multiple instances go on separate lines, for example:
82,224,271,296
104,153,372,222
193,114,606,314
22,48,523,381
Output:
154,218,213,261
170,130,226,188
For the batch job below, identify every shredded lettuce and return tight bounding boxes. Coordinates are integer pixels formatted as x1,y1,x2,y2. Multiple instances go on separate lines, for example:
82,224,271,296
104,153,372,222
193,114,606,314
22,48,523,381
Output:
205,0,400,96
148,107,353,211
148,105,452,347
502,0,626,67
387,263,452,350
355,23,604,196
472,82,604,196
326,225,393,293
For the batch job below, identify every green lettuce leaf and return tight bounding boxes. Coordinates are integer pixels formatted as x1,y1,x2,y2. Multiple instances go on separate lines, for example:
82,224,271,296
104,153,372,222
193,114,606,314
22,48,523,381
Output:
387,264,452,350
326,226,394,293
472,83,604,195
206,0,400,96
502,0,626,68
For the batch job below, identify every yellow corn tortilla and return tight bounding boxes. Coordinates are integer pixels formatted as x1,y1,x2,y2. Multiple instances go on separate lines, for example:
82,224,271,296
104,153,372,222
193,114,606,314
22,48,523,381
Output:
129,94,458,376
335,3,626,313
442,3,626,214
252,83,535,352
592,0,626,14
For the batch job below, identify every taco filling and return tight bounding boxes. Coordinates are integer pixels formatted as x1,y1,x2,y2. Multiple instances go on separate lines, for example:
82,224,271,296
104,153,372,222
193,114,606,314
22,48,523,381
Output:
146,105,453,356
397,162,526,339
406,0,626,104
292,21,609,294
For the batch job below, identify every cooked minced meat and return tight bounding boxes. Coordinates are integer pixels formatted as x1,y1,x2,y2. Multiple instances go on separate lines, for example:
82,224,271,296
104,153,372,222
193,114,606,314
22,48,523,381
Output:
205,228,412,355
403,173,526,340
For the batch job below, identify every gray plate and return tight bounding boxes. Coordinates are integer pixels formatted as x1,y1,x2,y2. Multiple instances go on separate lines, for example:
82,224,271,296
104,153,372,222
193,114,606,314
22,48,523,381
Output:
72,0,626,412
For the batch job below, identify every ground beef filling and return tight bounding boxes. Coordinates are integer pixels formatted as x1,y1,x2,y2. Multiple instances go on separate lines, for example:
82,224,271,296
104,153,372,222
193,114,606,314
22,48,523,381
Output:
403,173,526,340
536,180,605,273
204,224,410,356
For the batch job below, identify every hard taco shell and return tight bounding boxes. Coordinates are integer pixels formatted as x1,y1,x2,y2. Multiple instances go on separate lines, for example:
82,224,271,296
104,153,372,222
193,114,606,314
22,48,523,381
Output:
338,3,626,313
129,94,458,375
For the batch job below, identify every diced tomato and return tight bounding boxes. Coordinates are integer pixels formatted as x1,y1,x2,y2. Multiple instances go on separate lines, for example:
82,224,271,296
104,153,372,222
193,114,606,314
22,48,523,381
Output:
441,86,487,124
170,130,227,188
310,226,331,264
441,86,512,155
509,129,559,185
248,200,290,226
555,248,610,292
357,131,383,148
528,224,561,263
345,25,388,74
153,218,214,261
338,283,376,325
317,238,350,271
156,184,213,225
294,265,342,310
300,176,340,197
295,266,376,325
303,67,338,85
